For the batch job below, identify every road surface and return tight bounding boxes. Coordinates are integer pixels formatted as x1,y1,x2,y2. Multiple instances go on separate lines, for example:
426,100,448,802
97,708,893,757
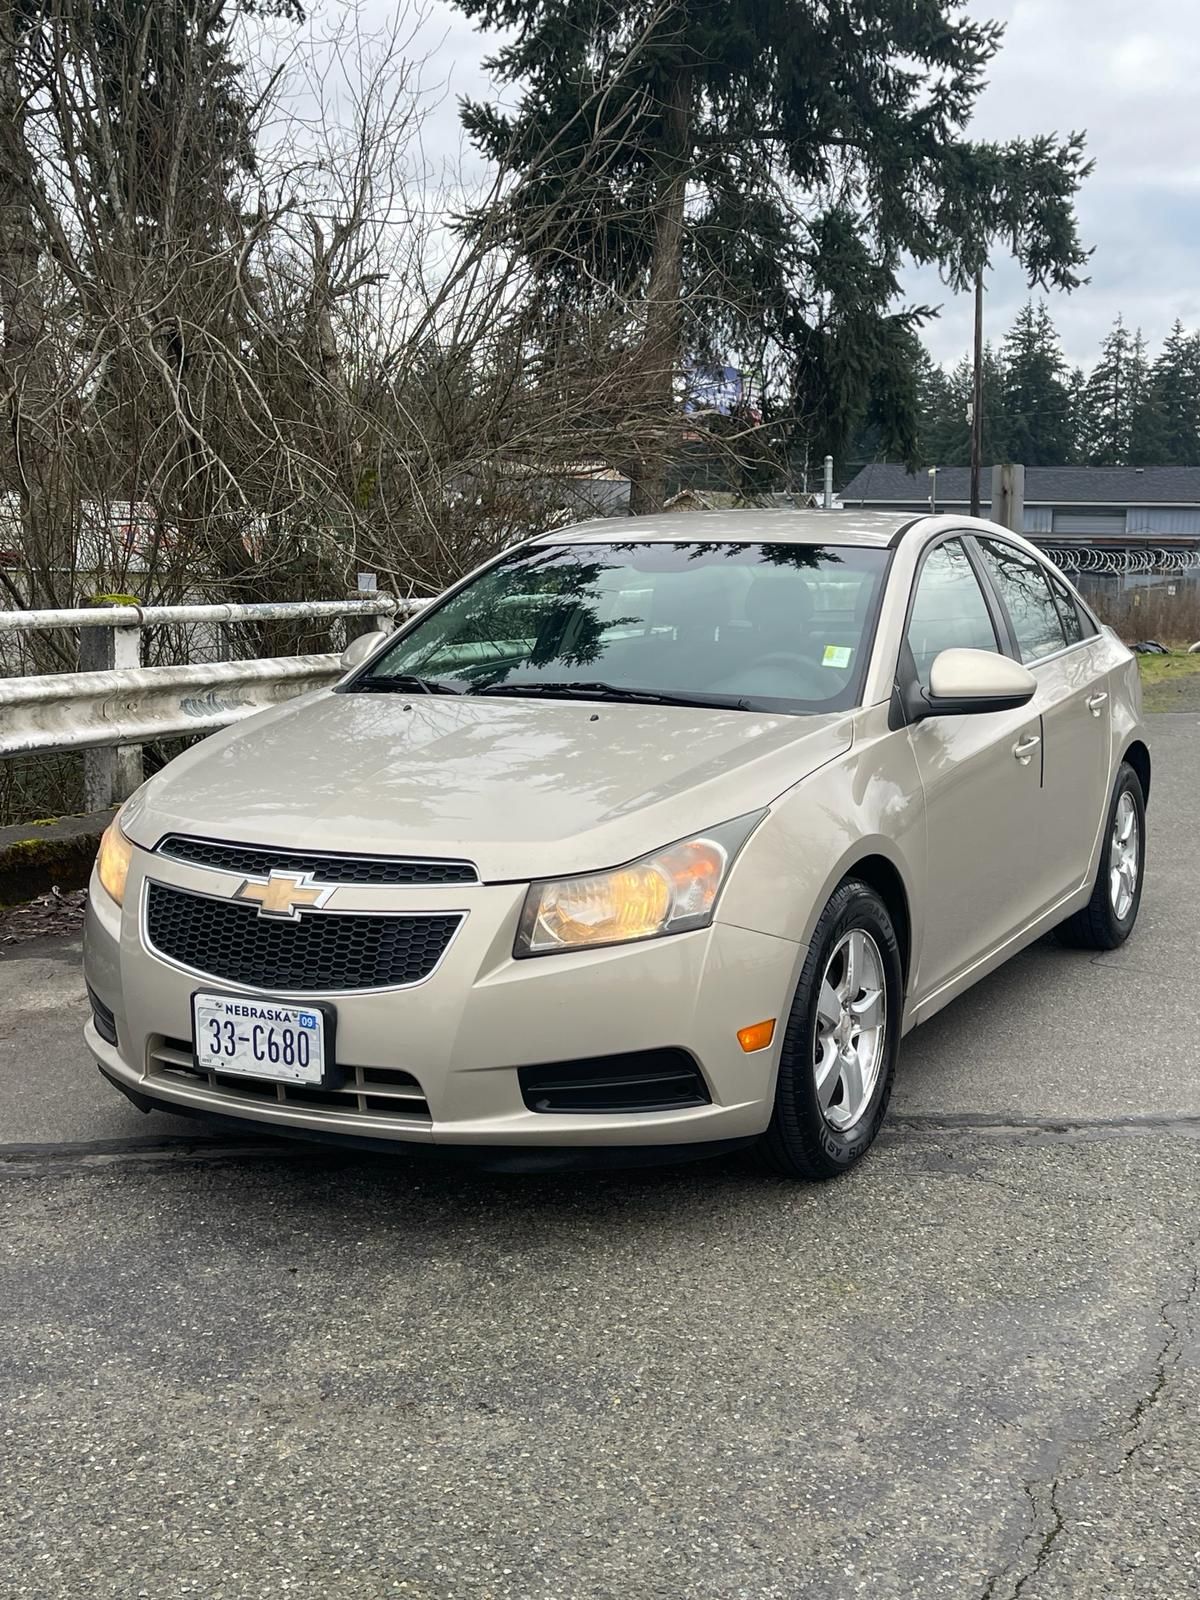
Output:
2,713,1198,1598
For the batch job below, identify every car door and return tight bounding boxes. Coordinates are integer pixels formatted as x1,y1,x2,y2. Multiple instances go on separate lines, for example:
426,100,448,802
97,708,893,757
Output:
903,536,1047,1001
973,536,1111,905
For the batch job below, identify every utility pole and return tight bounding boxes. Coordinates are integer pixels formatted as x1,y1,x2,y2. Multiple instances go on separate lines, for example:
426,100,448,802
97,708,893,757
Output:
969,266,984,518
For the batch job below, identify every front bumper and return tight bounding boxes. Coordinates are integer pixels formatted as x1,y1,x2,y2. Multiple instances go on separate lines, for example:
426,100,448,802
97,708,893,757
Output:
83,847,802,1150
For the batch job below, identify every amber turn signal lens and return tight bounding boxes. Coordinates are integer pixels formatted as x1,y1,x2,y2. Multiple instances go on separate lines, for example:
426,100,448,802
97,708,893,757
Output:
737,1018,776,1053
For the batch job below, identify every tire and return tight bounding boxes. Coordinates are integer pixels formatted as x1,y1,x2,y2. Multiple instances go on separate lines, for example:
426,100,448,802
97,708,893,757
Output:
761,878,903,1181
1057,762,1146,950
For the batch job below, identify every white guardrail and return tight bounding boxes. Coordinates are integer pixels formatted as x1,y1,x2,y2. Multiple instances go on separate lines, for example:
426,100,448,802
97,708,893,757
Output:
0,596,424,809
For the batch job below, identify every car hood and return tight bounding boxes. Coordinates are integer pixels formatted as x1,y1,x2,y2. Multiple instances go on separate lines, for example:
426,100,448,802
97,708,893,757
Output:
122,688,852,880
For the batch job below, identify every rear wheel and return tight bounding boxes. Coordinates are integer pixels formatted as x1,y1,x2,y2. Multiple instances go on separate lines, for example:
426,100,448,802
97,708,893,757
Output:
761,879,902,1181
1057,762,1146,950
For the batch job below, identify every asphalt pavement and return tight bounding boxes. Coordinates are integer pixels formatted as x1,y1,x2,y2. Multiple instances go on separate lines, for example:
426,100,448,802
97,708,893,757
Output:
2,712,1198,1598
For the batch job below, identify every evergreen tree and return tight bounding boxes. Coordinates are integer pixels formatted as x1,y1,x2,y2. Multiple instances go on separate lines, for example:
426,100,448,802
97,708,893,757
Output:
1001,301,1073,465
1149,321,1200,465
911,344,956,467
920,346,1007,467
1127,329,1167,463
1065,365,1088,462
1079,317,1135,464
454,0,1091,510
1078,319,1166,465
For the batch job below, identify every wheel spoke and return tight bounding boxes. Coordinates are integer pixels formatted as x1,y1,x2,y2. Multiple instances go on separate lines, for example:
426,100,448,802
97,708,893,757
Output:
840,929,866,999
838,1047,864,1118
850,987,884,1031
815,1041,841,1110
817,978,842,1029
1116,798,1135,845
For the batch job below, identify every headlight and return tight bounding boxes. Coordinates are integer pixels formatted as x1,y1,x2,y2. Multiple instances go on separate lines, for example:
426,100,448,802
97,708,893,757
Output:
96,819,134,906
516,813,764,957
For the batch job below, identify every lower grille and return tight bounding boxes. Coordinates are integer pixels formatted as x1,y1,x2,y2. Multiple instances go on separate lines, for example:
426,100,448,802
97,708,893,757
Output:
147,1036,431,1122
518,1050,710,1114
145,881,461,992
87,984,118,1046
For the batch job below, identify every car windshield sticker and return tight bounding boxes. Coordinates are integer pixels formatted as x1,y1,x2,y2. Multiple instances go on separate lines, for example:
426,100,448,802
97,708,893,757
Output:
822,644,852,669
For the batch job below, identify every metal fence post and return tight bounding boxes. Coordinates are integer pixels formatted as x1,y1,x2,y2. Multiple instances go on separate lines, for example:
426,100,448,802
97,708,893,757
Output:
78,602,143,809
343,574,392,644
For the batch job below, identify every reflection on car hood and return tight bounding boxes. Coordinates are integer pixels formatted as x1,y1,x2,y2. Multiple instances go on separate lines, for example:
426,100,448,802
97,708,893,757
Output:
122,689,852,879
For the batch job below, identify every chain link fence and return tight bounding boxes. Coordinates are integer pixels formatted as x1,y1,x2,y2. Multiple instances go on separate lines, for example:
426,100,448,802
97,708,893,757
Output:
1041,546,1200,644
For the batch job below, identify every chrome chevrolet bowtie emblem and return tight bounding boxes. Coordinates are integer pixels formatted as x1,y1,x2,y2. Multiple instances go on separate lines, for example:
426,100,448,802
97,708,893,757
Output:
233,871,333,920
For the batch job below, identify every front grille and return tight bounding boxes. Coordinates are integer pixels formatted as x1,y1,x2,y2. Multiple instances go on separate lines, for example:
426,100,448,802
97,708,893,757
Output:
148,1036,431,1122
156,834,478,886
518,1050,711,1114
145,882,461,992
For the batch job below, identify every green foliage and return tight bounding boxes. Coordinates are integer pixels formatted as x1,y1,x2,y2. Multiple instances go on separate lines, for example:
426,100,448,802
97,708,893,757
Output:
1148,322,1200,467
858,307,1200,476
453,0,1091,484
1001,302,1072,466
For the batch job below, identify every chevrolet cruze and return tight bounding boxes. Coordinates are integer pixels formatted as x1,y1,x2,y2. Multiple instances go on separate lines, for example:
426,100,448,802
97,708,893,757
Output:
84,510,1149,1178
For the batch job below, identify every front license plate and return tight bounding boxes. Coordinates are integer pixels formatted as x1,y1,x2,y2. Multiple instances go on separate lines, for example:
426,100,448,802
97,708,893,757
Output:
191,992,334,1086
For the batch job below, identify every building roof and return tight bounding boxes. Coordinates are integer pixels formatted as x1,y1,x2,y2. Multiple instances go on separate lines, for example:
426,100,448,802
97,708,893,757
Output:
546,508,909,548
842,463,1200,507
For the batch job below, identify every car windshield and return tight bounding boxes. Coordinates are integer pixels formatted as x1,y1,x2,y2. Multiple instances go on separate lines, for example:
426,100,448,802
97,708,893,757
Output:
353,540,889,714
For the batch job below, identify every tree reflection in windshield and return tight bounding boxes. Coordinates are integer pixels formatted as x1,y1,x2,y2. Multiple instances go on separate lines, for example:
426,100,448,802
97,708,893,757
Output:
356,540,886,715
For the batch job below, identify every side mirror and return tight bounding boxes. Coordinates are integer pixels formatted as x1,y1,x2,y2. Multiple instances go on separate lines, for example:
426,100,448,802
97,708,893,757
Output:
920,647,1036,718
340,629,390,673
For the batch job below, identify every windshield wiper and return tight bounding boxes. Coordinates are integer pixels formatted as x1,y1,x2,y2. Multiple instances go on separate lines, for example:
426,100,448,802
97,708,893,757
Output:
350,673,463,696
474,679,748,710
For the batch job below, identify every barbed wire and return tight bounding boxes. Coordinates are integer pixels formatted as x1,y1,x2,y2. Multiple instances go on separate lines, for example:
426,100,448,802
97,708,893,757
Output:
1041,545,1200,576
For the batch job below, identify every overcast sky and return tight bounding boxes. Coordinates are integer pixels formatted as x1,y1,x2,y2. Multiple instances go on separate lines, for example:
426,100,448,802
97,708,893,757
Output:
326,0,1200,372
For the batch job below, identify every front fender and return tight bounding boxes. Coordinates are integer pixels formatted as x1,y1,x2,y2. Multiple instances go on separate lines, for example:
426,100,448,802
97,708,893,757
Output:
716,703,925,1010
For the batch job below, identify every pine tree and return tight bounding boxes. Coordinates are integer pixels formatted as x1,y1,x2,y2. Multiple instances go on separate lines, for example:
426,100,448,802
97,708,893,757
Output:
454,0,1092,510
1079,320,1167,465
920,347,1007,467
1149,321,1200,466
911,345,956,467
1001,302,1073,465
1127,329,1167,464
1080,317,1135,464
1066,365,1088,462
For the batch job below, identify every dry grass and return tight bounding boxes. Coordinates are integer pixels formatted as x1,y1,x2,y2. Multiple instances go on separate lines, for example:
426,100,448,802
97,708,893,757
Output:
1089,586,1200,650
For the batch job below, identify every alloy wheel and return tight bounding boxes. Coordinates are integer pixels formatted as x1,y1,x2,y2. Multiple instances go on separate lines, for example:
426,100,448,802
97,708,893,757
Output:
814,928,887,1133
1109,789,1140,921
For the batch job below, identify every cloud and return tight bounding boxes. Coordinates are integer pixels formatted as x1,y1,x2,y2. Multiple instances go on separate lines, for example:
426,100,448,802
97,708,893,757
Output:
912,0,1200,368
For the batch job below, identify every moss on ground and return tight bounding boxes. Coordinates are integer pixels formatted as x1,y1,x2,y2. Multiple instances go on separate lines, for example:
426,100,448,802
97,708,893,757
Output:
0,826,106,906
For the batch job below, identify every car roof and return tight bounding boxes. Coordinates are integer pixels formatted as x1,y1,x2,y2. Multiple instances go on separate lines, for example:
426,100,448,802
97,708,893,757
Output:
537,509,914,549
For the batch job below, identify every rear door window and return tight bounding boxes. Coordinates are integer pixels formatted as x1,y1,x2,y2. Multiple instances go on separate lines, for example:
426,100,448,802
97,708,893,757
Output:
1046,570,1087,645
976,538,1068,663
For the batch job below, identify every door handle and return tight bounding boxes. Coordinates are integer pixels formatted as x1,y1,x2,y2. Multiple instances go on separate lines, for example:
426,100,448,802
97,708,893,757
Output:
1012,733,1041,765
1087,691,1109,716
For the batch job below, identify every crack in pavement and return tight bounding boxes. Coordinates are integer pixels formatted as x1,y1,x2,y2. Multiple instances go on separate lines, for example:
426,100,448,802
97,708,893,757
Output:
1010,1477,1068,1599
976,1243,1200,1600
5,1112,1200,1175
1119,1258,1199,1466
